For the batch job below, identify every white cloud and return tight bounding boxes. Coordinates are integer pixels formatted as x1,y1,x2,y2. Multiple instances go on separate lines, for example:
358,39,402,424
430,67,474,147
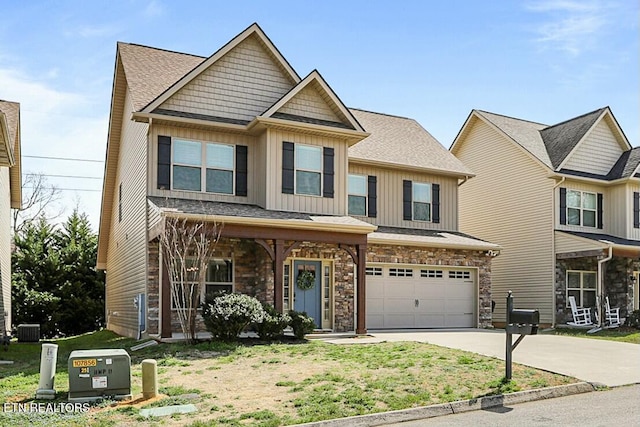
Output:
143,0,165,18
526,0,609,55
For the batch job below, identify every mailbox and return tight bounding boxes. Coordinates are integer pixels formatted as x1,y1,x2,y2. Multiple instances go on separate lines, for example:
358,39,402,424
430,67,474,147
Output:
509,309,540,326
68,349,132,402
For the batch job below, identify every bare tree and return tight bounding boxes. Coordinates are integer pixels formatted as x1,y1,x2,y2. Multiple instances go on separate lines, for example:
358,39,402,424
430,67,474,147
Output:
159,216,222,344
12,172,63,234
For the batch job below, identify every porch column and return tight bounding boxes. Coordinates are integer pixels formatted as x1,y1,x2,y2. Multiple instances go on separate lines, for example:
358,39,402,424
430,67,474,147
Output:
160,260,172,338
274,239,284,313
356,243,367,335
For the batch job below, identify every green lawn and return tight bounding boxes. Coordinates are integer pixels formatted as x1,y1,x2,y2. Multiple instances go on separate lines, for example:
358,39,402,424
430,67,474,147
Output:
0,330,577,427
542,327,640,344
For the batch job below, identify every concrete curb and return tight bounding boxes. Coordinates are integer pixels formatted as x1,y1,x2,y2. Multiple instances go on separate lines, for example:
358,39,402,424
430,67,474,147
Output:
292,382,596,427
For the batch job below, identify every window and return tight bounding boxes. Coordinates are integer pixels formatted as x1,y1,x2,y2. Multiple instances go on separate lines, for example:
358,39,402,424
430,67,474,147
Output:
566,190,597,227
348,174,367,215
566,270,596,308
283,264,291,311
172,139,234,194
413,182,432,222
366,267,383,276
449,271,471,280
389,268,413,277
421,270,443,278
172,258,233,309
295,144,322,196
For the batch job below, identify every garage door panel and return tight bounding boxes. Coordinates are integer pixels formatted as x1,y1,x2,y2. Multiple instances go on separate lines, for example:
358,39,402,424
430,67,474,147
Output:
387,282,414,298
446,299,475,313
416,314,446,327
385,314,415,328
445,283,474,298
446,313,474,327
414,283,446,298
367,314,384,329
385,297,416,312
367,298,384,313
418,299,445,312
368,281,385,298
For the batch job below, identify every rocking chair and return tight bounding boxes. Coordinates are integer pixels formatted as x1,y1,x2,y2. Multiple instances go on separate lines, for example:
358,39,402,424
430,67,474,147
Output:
605,296,621,327
567,296,593,326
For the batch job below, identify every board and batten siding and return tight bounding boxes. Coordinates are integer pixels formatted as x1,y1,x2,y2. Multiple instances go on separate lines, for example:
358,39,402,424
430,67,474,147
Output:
0,167,11,331
105,86,149,338
607,184,627,238
159,35,295,124
628,183,640,241
254,132,268,208
348,163,458,231
563,120,624,176
266,129,348,215
277,83,342,124
147,124,256,205
555,180,609,234
455,118,555,324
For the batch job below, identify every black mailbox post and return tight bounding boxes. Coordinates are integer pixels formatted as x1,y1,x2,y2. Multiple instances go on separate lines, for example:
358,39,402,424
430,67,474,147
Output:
505,291,540,380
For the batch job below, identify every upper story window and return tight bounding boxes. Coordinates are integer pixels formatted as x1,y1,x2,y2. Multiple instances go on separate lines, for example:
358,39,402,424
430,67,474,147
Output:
348,174,367,215
173,139,234,194
157,136,248,196
567,190,596,227
412,182,432,222
403,180,440,223
559,187,602,229
295,144,322,196
282,141,334,198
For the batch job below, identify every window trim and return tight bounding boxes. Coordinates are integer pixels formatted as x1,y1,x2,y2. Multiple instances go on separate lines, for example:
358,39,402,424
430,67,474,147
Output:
566,270,596,308
294,143,323,196
171,138,236,195
566,189,597,228
348,174,367,216
412,182,432,222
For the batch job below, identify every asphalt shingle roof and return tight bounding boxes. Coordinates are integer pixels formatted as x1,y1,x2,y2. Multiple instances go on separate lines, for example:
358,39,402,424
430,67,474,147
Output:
349,109,474,176
0,100,20,152
540,108,606,169
557,230,640,247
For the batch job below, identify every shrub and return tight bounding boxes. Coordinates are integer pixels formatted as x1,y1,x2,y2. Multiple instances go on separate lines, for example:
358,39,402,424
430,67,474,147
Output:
202,293,265,340
288,310,316,339
254,304,291,340
625,310,640,329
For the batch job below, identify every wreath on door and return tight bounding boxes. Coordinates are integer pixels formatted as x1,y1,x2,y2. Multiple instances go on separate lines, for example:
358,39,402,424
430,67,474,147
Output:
296,271,315,290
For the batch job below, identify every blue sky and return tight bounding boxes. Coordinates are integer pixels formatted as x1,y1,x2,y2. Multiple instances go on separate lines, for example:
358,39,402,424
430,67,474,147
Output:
1,0,638,230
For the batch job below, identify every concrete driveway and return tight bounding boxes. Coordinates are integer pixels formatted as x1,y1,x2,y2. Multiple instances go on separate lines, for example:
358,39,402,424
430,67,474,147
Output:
320,329,640,387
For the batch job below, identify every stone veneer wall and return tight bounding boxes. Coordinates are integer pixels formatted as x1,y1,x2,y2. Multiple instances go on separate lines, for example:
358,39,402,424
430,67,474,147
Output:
555,255,639,324
367,245,494,328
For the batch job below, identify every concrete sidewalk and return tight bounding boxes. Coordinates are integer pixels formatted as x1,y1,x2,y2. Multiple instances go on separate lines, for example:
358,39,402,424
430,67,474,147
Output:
320,329,640,387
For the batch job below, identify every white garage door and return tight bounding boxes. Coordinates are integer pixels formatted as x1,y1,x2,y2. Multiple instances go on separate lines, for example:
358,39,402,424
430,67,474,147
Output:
366,266,476,329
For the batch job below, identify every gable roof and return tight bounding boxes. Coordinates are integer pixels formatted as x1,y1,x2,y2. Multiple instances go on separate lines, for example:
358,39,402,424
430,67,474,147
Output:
0,100,22,208
142,23,300,114
350,109,474,177
540,107,607,169
452,107,636,181
262,70,365,132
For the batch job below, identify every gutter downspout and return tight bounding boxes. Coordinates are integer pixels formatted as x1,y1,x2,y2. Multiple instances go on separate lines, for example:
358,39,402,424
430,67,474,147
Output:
551,177,565,328
596,246,613,328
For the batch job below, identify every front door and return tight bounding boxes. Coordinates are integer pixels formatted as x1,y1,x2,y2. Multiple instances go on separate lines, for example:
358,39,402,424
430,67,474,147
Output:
293,260,322,328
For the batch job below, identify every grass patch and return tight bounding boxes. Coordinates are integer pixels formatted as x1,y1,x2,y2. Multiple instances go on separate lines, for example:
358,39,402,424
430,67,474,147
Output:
543,327,640,344
0,330,577,426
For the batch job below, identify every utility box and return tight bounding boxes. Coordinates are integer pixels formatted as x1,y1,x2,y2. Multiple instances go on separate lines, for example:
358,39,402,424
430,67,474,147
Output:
17,324,40,342
68,349,132,402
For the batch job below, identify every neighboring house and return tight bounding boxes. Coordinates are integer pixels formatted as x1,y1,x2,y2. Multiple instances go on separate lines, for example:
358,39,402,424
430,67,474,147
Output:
0,100,22,334
451,107,639,327
97,23,499,339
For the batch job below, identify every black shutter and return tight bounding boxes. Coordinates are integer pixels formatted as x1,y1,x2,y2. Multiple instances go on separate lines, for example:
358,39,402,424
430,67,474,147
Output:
282,142,294,194
323,147,334,198
634,192,640,229
432,183,440,224
235,145,248,197
559,187,567,225
403,180,412,221
597,193,603,229
367,175,377,218
157,135,171,189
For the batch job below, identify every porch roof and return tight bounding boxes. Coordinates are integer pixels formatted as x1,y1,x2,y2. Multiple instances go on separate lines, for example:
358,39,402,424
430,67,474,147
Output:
148,197,376,234
368,226,501,251
556,230,640,255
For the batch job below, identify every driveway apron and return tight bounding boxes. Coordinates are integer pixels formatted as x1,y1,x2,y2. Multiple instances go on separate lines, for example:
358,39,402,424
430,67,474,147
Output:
320,329,640,387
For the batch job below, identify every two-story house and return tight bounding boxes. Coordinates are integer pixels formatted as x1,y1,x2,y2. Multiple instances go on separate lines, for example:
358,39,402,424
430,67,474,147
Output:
0,100,22,334
97,24,499,339
451,108,639,327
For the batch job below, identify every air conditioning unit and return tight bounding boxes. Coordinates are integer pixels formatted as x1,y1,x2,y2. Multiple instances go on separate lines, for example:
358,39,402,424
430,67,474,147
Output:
68,349,132,402
17,324,40,342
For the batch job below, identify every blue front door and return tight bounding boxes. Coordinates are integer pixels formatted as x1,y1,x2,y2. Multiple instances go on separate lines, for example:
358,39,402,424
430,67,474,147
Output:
293,260,322,328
